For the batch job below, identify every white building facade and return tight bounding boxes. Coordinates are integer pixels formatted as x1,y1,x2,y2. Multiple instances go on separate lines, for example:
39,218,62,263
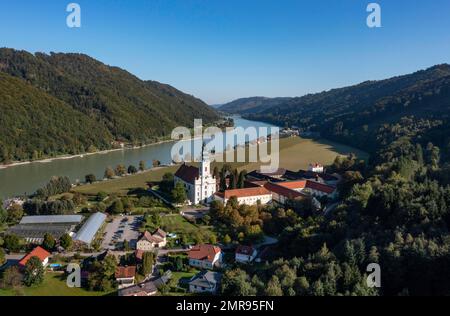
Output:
174,150,217,205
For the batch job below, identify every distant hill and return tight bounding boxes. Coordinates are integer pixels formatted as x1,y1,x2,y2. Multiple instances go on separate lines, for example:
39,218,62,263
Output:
242,65,450,153
0,48,219,163
218,96,292,114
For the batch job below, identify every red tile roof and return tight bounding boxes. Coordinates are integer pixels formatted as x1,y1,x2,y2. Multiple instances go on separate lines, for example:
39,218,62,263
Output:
272,180,336,194
264,182,305,199
174,164,199,183
305,181,336,194
18,246,50,267
139,229,167,243
115,266,136,279
219,187,271,199
188,245,221,262
236,245,256,256
277,180,307,190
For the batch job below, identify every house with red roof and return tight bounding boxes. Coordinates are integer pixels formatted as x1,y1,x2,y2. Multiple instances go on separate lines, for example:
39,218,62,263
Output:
18,246,51,268
235,245,258,263
136,228,167,251
188,244,222,269
214,187,272,206
115,265,136,289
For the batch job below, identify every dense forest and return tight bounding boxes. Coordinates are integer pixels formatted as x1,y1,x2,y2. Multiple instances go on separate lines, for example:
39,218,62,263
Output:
216,65,450,296
223,65,450,154
0,48,219,163
216,118,450,296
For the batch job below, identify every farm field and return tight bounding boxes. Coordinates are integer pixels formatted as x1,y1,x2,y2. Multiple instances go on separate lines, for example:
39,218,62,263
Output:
238,136,369,172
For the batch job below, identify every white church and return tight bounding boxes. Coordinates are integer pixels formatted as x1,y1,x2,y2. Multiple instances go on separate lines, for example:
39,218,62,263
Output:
174,148,217,205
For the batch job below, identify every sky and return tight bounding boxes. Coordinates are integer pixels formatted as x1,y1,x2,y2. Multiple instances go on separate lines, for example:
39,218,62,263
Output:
1,0,450,104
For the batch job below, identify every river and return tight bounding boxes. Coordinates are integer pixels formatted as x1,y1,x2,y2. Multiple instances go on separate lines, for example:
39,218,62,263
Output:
0,117,277,198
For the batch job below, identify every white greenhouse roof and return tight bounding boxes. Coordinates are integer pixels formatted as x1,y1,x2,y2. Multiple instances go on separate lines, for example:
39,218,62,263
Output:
73,212,106,245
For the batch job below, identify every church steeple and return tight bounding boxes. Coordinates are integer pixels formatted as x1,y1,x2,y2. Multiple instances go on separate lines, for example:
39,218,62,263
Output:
200,142,210,178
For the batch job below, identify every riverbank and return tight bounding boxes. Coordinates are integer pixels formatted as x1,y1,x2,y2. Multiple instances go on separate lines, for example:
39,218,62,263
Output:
0,138,177,170
0,117,237,170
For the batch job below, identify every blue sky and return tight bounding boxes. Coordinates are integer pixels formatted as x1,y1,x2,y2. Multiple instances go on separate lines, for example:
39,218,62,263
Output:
1,1,450,104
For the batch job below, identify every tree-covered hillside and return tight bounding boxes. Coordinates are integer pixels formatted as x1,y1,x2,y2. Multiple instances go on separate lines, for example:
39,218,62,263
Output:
0,48,219,163
243,65,450,154
0,72,113,163
218,96,292,114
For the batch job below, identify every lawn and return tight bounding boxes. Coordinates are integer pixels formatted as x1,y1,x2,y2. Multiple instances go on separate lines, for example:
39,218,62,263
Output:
72,166,179,196
161,214,216,244
0,272,114,296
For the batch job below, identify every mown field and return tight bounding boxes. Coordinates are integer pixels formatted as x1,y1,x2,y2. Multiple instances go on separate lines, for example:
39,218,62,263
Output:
72,137,368,196
0,272,114,296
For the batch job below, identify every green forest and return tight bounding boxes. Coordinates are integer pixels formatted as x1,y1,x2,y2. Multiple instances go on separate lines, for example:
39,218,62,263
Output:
0,48,219,163
215,65,450,296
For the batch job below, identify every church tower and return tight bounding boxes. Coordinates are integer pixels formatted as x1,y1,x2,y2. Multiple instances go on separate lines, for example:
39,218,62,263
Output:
200,146,211,179
198,143,216,204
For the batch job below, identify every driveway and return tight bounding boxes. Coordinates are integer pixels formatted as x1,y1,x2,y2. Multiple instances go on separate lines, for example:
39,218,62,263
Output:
101,215,142,250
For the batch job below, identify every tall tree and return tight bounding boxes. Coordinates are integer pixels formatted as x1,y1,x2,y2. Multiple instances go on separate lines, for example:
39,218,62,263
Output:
172,182,187,204
42,233,56,251
60,233,73,250
141,252,155,276
85,174,96,184
23,256,44,286
139,160,146,171
104,167,115,179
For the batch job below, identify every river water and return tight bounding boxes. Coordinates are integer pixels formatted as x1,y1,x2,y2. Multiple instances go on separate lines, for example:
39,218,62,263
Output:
0,117,277,198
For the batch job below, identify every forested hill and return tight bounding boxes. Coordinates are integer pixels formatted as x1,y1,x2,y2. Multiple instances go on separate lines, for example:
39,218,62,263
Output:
218,96,292,114
0,48,219,163
239,65,450,153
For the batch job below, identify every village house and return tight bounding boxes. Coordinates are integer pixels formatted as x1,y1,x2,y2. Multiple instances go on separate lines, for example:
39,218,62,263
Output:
235,245,258,263
115,266,136,289
188,244,222,269
136,228,167,251
174,149,217,205
18,246,51,269
214,187,272,206
188,271,222,294
118,272,171,296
